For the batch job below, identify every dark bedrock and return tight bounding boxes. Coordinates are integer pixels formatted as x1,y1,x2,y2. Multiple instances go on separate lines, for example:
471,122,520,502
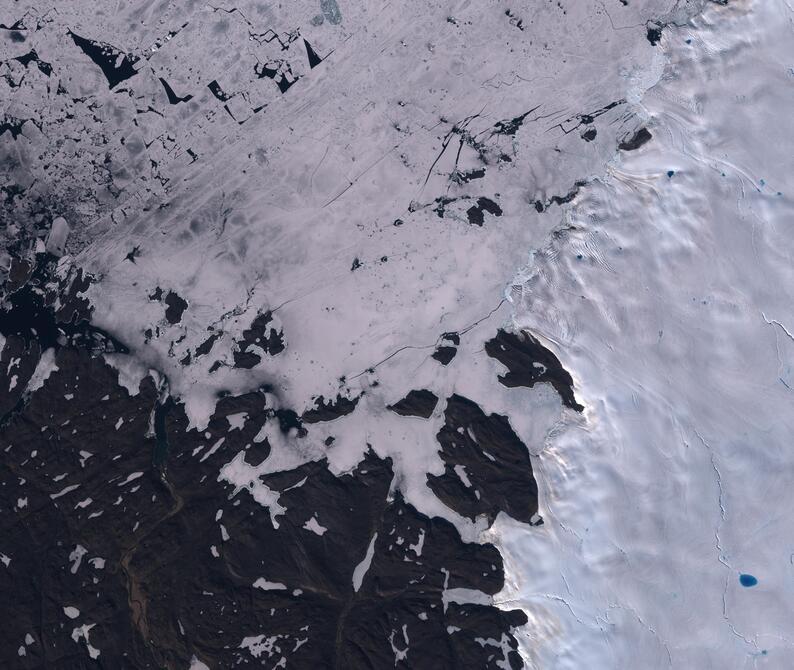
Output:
0,348,529,669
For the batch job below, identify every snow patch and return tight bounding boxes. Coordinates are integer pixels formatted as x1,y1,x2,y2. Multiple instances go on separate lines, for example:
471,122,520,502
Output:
352,533,377,592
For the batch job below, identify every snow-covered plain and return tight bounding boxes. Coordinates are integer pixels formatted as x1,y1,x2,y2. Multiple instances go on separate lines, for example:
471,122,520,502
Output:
491,1,794,667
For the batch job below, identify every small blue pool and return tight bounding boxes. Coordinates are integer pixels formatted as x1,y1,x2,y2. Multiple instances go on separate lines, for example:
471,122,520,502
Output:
739,574,758,588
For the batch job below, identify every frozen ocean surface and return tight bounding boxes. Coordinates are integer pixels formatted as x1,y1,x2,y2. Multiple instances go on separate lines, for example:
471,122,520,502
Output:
492,1,794,667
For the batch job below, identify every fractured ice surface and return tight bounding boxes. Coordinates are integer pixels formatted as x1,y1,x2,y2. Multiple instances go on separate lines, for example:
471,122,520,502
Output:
1,0,690,427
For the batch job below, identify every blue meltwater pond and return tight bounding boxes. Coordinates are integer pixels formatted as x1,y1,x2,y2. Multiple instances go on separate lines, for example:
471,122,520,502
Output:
739,574,758,588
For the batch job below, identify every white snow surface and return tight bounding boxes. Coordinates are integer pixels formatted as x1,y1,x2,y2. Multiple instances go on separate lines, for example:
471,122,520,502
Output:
25,348,59,395
63,606,80,620
188,656,210,670
70,623,100,660
253,578,288,591
302,516,328,536
352,532,378,593
45,216,70,257
489,2,794,668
